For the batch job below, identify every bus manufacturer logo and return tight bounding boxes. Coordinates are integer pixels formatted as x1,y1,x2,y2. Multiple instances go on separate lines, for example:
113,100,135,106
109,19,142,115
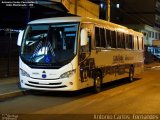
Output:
42,74,47,78
42,71,46,78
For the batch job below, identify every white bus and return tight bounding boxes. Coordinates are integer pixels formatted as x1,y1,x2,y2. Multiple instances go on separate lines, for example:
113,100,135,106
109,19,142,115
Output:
17,16,144,92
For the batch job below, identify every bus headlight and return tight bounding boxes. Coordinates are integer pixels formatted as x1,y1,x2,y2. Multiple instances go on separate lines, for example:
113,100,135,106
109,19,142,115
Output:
60,69,76,78
20,69,30,77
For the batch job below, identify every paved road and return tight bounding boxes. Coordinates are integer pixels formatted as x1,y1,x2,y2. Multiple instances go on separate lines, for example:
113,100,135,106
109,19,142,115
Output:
0,68,160,119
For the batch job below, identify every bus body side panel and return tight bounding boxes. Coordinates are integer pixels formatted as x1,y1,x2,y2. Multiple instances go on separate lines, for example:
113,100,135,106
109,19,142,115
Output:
88,49,144,83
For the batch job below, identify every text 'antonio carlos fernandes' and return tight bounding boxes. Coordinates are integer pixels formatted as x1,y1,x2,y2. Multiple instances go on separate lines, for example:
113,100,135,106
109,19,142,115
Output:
94,114,159,120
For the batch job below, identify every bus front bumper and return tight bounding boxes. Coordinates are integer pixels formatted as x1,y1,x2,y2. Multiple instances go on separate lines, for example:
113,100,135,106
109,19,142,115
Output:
19,76,77,91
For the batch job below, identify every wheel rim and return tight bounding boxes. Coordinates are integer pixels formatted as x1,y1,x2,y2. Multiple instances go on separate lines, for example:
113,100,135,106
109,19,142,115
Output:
130,68,134,81
95,76,101,89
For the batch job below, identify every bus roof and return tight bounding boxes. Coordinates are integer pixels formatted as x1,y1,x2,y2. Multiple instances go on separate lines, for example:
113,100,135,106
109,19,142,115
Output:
28,16,123,28
28,16,82,24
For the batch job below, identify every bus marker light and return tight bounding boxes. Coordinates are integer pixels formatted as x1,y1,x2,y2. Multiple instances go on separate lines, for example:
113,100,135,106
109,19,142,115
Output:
69,82,73,85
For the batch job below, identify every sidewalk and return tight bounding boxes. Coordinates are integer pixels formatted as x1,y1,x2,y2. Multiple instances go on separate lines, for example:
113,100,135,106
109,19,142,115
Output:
0,77,26,101
144,61,160,70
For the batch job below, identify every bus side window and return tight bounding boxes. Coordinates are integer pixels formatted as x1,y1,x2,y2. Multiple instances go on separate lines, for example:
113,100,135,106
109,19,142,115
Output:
95,27,100,47
126,34,129,49
100,28,105,48
142,37,144,50
138,36,143,50
117,32,121,48
129,35,134,49
111,31,117,48
106,29,111,48
137,36,139,50
122,33,125,49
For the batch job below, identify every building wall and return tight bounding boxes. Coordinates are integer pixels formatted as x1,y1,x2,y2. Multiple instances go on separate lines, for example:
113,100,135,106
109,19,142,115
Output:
62,0,99,18
116,0,160,28
142,25,160,46
110,0,160,46
0,30,19,77
126,24,160,46
140,25,160,46
123,0,155,12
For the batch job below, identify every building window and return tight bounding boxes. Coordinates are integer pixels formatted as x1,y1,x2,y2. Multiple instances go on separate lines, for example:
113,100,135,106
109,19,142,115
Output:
152,32,154,38
116,4,120,8
149,31,151,38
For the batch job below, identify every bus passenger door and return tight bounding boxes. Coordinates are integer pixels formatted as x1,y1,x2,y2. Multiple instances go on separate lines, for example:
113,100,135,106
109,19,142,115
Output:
79,29,93,82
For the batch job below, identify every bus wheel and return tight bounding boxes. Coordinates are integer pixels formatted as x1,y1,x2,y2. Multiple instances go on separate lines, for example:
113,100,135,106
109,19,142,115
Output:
129,66,134,82
93,72,102,93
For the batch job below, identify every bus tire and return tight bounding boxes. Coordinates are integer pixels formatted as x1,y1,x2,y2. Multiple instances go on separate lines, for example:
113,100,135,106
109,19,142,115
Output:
129,66,134,82
93,71,102,93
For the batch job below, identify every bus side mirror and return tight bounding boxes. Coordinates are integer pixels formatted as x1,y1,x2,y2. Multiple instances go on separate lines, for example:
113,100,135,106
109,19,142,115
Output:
80,28,88,46
17,30,24,46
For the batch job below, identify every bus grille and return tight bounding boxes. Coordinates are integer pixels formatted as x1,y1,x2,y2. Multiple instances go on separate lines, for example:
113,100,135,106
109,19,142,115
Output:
25,83,67,88
28,81,62,85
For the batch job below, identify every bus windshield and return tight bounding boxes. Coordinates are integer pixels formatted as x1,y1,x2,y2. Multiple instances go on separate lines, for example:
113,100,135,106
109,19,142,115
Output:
21,23,79,68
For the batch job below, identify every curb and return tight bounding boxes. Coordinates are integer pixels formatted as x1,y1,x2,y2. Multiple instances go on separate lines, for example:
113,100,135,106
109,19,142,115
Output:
0,90,27,101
